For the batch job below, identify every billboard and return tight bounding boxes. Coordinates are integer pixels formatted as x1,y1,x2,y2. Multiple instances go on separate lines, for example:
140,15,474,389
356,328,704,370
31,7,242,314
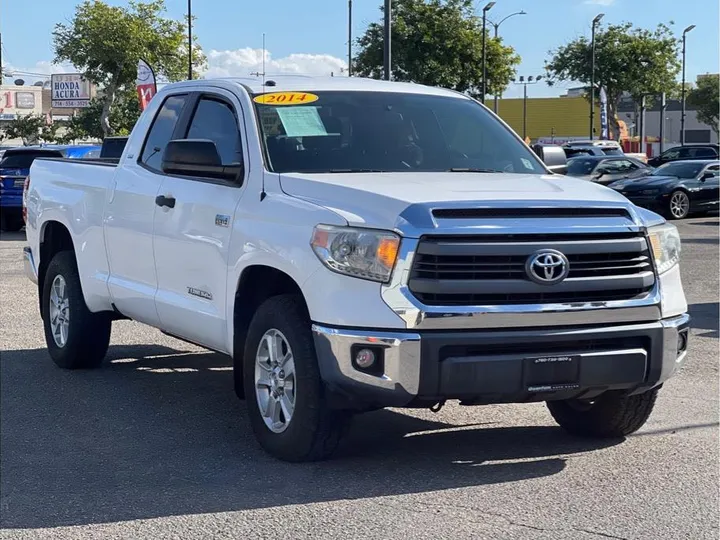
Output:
51,73,91,108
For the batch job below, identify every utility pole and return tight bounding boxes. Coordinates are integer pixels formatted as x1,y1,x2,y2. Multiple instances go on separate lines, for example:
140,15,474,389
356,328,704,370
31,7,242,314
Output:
638,95,646,155
187,0,193,80
383,0,391,80
680,25,695,146
490,10,526,113
659,92,667,153
513,75,543,141
590,13,604,140
0,32,3,85
481,2,495,104
348,0,353,76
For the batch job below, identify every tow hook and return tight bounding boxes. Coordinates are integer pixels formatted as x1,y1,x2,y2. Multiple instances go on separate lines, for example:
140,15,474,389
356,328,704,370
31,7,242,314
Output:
429,400,445,413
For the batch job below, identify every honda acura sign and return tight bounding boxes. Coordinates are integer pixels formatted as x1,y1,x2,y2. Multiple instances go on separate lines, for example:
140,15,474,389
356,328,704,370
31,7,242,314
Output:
51,74,91,108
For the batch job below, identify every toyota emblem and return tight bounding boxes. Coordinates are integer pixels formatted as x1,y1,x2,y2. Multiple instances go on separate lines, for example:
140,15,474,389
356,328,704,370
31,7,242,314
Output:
526,249,570,285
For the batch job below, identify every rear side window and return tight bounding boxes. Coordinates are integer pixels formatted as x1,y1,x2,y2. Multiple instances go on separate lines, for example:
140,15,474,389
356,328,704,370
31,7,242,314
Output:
0,151,63,168
693,147,717,158
140,94,187,172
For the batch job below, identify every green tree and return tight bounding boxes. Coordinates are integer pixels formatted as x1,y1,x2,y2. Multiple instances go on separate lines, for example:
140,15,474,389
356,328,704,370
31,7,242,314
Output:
546,22,680,139
354,0,520,98
1,114,57,145
687,74,719,135
53,0,206,137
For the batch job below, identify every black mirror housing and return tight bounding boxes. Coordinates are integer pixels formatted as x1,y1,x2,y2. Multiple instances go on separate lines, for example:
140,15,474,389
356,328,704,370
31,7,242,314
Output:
531,143,567,175
162,139,242,182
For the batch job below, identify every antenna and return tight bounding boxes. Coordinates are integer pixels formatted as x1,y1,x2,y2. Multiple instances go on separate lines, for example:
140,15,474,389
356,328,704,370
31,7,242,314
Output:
262,33,266,89
260,32,267,202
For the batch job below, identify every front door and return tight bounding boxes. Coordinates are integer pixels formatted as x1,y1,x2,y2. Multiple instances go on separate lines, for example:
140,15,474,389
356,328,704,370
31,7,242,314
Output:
152,90,248,352
104,93,189,325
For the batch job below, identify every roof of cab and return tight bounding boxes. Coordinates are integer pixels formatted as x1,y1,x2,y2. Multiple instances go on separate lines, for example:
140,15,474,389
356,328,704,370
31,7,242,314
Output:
162,76,470,100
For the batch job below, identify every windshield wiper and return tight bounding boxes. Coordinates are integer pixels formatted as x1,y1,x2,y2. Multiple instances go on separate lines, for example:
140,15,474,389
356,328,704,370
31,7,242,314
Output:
327,168,386,173
447,167,505,173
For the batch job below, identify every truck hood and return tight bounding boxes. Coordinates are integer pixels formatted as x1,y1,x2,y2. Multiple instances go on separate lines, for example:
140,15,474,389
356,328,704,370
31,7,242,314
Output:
279,171,637,230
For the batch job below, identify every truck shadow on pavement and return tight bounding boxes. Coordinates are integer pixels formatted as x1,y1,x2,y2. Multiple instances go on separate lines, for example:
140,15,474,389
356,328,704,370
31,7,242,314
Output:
1,344,622,529
689,302,720,339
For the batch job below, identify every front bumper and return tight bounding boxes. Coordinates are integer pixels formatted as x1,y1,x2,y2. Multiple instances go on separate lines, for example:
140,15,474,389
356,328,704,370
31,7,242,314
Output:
312,314,690,409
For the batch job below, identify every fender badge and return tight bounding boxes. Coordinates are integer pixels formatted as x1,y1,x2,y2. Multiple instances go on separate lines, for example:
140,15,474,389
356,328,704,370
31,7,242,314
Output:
188,287,213,300
215,214,230,228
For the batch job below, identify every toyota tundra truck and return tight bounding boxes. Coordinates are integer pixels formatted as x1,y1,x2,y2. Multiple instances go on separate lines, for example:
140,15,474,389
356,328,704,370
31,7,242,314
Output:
23,77,689,462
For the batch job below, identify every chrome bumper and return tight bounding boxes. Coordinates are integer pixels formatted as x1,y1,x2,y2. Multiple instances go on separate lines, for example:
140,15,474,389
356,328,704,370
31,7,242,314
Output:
312,314,690,408
23,247,38,284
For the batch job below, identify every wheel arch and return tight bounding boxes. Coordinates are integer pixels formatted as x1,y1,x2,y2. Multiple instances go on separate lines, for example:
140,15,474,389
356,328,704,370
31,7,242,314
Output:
37,220,76,318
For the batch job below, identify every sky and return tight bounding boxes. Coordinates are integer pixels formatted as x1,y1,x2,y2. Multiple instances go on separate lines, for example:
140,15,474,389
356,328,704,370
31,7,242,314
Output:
1,0,718,98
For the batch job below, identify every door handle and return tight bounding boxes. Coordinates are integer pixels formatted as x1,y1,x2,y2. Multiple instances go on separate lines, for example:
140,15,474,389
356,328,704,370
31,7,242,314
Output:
155,195,176,208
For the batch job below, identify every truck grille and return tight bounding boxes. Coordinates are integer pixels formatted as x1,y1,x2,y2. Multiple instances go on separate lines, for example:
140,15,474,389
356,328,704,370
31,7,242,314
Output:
409,232,655,306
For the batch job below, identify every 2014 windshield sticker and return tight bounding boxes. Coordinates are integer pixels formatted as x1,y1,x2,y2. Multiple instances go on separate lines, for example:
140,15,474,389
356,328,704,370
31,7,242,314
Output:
253,92,319,105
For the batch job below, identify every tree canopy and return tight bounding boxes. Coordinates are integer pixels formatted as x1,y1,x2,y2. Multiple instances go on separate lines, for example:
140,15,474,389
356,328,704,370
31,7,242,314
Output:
353,0,520,98
545,22,680,139
1,114,57,145
53,0,206,136
687,74,719,135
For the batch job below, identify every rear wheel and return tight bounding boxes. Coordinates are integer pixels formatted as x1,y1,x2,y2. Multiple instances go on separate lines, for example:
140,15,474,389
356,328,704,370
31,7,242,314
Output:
547,388,659,437
41,251,112,369
0,210,24,232
667,190,690,220
243,294,350,462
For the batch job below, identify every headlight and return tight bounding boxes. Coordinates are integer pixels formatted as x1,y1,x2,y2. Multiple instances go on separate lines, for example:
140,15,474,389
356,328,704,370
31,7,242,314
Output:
648,223,681,274
310,225,400,283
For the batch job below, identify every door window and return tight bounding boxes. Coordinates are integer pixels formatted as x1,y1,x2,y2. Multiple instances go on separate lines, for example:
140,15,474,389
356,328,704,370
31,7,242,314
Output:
140,94,187,172
693,147,718,158
186,97,243,167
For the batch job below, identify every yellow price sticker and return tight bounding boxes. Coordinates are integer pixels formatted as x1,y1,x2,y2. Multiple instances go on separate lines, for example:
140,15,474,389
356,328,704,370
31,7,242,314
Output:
253,92,319,106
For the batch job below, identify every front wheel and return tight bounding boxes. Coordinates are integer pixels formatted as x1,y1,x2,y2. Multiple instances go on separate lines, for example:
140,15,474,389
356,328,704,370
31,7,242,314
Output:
547,388,659,438
243,294,350,462
41,251,112,369
667,190,690,220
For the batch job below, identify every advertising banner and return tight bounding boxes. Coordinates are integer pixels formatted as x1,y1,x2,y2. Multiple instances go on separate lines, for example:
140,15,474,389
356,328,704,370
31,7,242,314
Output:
599,86,609,140
136,59,157,111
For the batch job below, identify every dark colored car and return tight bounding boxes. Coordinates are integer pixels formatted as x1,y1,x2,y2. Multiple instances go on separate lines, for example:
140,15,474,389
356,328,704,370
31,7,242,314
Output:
647,144,719,168
99,136,129,160
608,160,719,220
566,155,652,185
562,140,625,158
0,147,64,232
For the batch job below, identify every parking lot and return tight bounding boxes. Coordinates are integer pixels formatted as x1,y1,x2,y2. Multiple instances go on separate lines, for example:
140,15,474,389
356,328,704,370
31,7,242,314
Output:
0,217,718,540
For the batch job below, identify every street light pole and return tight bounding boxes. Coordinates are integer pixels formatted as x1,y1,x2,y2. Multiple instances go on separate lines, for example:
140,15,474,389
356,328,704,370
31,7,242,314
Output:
383,0,391,80
513,75,543,141
590,13,604,140
348,0,353,76
680,24,695,146
187,0,193,80
490,10,527,113
481,2,495,105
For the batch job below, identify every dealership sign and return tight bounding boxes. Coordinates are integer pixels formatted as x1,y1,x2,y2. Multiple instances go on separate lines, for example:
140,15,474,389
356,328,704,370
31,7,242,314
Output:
51,73,91,108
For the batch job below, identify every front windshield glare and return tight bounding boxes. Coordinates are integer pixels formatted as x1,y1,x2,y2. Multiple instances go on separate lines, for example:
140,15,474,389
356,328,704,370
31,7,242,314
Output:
655,162,704,179
253,91,546,174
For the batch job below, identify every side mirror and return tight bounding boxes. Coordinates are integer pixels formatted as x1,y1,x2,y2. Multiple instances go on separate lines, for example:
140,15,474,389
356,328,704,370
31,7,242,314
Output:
532,143,567,175
701,171,714,181
161,139,242,181
594,168,607,179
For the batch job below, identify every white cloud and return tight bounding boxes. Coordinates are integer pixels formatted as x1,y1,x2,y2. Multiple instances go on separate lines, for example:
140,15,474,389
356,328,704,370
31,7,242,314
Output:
204,48,348,78
583,0,616,5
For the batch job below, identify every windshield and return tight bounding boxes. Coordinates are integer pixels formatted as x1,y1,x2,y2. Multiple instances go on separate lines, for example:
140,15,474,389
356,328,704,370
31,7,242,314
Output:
0,150,63,169
253,91,546,174
566,158,598,176
653,162,705,179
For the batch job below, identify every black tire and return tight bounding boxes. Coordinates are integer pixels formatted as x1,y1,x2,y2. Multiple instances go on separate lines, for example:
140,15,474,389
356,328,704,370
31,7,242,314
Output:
547,388,659,438
667,190,690,220
41,250,112,369
0,210,24,232
243,294,350,462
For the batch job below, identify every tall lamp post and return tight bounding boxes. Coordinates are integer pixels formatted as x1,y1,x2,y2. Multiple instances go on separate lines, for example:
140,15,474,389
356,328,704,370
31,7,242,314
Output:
512,75,543,141
347,0,353,76
680,24,695,146
489,10,527,113
589,13,604,140
481,2,496,104
383,0,391,80
187,0,193,80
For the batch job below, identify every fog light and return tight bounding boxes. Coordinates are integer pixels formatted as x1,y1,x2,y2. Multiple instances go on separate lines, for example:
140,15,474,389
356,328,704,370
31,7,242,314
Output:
355,348,376,369
677,330,688,354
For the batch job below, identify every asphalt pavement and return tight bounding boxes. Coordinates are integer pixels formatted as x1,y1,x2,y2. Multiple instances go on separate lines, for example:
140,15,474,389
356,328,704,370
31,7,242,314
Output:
1,217,718,540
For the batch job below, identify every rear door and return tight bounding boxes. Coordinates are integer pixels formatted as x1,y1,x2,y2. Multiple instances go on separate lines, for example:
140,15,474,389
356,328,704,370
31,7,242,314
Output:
698,164,719,208
104,93,189,325
152,89,248,352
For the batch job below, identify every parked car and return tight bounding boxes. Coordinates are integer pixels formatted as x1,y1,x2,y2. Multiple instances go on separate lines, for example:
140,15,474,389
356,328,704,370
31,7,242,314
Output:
0,147,64,232
23,77,689,462
566,155,652,185
61,145,102,159
99,136,129,160
647,144,719,168
609,160,719,219
562,140,625,158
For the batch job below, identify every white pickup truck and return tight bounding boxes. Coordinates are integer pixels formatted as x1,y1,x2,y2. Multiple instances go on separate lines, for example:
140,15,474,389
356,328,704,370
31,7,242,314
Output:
23,77,689,462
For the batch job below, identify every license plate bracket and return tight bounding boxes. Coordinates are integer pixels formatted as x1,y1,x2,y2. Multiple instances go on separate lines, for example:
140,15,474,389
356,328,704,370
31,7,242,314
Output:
524,354,580,392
